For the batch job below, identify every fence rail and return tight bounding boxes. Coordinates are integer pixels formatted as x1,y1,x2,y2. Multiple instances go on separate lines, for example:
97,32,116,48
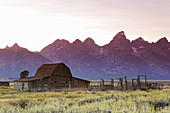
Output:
89,75,166,90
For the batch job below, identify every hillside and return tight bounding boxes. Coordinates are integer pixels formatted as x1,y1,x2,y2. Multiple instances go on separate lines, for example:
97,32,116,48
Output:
40,31,170,80
0,43,51,79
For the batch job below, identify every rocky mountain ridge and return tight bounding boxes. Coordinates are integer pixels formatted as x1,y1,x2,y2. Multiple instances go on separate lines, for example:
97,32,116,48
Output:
40,31,170,80
0,31,169,80
0,44,51,79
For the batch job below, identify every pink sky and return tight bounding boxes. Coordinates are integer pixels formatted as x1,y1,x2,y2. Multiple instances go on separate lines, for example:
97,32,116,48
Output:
0,0,170,51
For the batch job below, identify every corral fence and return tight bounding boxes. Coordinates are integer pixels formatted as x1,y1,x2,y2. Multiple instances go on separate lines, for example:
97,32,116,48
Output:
89,75,166,91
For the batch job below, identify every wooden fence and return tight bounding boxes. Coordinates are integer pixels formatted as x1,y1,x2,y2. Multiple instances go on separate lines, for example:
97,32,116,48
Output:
89,75,164,91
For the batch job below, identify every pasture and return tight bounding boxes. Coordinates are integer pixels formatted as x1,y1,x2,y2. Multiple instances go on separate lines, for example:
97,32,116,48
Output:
0,86,170,113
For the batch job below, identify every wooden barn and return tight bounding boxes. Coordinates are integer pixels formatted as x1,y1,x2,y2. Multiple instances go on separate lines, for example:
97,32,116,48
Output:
0,78,10,87
14,63,90,91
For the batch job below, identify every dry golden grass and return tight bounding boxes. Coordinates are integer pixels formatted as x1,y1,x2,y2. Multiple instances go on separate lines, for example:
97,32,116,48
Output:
163,86,170,89
10,83,14,86
9,83,14,89
0,88,170,113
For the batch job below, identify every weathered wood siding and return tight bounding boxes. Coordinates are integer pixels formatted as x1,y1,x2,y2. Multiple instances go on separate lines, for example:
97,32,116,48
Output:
52,64,72,78
36,77,71,90
72,78,90,89
14,82,29,91
50,77,70,88
0,82,9,86
35,77,90,91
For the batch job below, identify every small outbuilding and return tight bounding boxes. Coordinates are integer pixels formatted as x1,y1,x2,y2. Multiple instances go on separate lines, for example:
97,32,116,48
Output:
14,63,90,91
0,78,11,87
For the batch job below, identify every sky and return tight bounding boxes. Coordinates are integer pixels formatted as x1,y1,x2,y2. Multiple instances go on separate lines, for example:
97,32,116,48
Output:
0,0,170,51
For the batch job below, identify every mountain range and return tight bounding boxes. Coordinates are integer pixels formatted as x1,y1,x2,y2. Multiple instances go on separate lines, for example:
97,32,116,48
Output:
0,31,170,80
0,43,51,79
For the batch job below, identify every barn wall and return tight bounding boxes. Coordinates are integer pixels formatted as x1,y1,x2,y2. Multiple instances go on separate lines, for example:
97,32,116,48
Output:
14,82,29,91
0,82,9,86
14,78,90,91
33,77,71,91
35,77,90,90
72,78,90,89
46,77,71,90
35,77,50,91
35,77,90,91
28,81,38,90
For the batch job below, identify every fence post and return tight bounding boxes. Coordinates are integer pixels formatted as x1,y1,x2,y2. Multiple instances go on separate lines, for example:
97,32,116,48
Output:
111,78,114,89
132,79,134,90
137,75,141,88
119,78,123,90
145,75,147,84
99,81,101,90
125,76,128,90
101,78,104,90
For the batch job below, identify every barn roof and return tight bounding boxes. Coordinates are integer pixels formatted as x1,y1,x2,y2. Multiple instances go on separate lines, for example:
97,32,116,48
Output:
14,63,71,82
34,63,62,78
14,76,38,82
0,77,9,81
0,77,12,82
73,77,91,82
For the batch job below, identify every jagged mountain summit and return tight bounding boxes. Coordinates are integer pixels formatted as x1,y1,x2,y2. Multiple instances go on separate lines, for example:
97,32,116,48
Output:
0,43,52,79
0,31,170,80
40,31,170,80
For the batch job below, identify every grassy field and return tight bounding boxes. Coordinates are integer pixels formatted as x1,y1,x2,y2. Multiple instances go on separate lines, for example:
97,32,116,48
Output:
0,87,170,113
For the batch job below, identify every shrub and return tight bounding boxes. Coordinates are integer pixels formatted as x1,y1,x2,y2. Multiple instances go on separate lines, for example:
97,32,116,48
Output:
9,99,29,109
151,99,169,110
91,91,96,94
75,91,82,94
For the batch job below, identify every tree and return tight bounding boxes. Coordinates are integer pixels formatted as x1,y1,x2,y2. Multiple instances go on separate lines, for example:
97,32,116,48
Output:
20,70,29,79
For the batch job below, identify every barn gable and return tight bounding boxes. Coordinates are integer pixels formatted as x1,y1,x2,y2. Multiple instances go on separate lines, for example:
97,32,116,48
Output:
35,63,72,78
52,63,72,78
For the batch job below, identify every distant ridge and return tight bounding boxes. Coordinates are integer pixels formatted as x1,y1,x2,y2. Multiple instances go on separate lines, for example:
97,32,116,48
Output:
0,43,52,79
0,31,170,80
40,31,170,80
